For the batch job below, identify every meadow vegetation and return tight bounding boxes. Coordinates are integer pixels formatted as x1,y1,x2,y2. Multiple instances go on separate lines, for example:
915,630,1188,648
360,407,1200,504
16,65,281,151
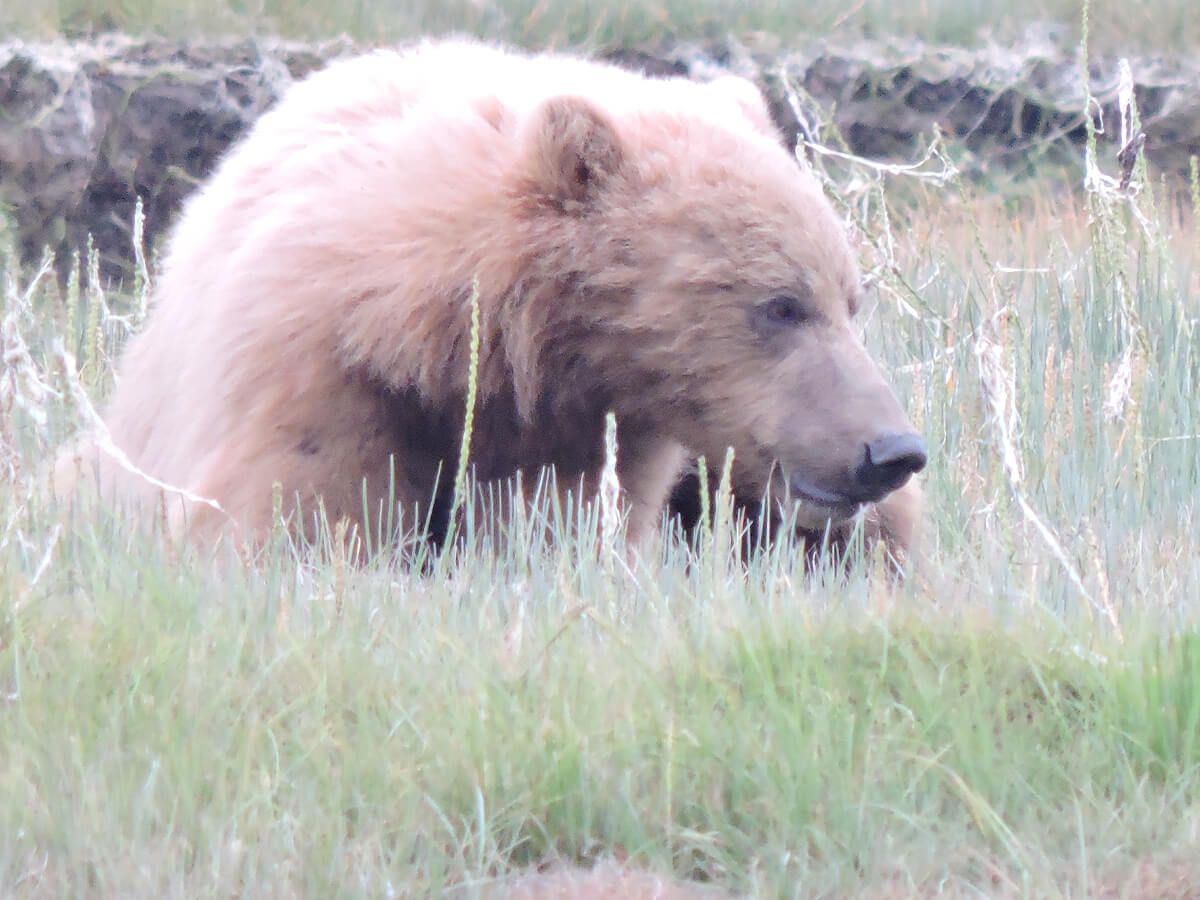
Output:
2,4,1200,897
4,0,1200,53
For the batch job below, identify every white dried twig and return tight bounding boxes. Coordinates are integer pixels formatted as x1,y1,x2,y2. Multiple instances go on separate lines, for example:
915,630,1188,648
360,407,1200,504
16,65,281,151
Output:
54,339,228,517
131,195,151,328
974,324,1024,485
599,410,623,549
1102,344,1135,423
2,258,62,434
975,317,1112,630
780,68,961,185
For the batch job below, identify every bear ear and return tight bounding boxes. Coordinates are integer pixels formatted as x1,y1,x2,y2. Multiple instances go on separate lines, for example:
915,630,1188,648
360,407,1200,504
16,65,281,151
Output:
706,75,781,140
522,95,626,209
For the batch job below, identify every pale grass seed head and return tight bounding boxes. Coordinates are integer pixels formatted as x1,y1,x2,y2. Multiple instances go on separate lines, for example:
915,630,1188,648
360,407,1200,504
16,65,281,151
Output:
599,410,622,550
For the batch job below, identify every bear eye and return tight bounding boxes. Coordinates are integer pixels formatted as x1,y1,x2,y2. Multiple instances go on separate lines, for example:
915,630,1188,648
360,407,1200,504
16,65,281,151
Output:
761,294,810,328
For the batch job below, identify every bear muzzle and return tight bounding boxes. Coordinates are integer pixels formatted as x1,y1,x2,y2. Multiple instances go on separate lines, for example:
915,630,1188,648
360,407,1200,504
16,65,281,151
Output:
786,431,927,516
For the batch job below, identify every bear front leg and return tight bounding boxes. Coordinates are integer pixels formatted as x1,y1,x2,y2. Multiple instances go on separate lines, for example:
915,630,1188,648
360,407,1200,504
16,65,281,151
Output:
856,476,923,573
614,436,691,547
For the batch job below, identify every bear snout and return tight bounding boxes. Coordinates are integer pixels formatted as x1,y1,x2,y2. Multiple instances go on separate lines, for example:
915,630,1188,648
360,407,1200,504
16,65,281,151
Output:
851,432,928,502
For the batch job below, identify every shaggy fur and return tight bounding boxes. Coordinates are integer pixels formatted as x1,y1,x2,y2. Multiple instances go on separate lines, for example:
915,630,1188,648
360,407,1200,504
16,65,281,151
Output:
62,41,924,554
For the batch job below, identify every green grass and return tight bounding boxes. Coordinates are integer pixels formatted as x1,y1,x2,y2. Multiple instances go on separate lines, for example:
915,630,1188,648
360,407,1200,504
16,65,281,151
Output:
3,40,1200,898
5,0,1199,54
3,540,1200,895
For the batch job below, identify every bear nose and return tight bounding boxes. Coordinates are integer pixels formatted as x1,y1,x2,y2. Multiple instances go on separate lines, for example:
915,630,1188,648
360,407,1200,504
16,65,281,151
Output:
853,433,927,501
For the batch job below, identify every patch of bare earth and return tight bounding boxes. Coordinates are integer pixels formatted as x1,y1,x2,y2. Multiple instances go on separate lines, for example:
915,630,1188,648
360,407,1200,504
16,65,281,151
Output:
478,863,737,899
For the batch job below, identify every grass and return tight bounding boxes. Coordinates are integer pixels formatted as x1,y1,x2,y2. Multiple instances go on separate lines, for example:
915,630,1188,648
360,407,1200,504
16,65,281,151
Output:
3,30,1200,900
5,569,1200,897
4,0,1199,54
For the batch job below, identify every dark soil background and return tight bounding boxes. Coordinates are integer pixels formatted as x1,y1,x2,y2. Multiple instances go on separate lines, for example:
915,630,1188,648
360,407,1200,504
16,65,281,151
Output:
2,29,1198,284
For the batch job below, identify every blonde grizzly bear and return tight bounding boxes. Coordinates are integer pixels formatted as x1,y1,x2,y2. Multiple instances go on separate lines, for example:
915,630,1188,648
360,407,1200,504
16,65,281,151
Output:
69,41,926,556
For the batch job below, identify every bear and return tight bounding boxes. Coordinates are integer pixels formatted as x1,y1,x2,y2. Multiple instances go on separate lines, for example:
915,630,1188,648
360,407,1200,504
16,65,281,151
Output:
60,40,926,558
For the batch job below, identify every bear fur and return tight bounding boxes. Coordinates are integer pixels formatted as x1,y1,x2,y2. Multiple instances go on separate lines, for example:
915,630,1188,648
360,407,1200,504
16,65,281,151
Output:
63,41,925,556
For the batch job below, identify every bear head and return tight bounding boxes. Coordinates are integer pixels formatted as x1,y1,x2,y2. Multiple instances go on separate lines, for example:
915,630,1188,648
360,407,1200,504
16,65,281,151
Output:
506,83,926,532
